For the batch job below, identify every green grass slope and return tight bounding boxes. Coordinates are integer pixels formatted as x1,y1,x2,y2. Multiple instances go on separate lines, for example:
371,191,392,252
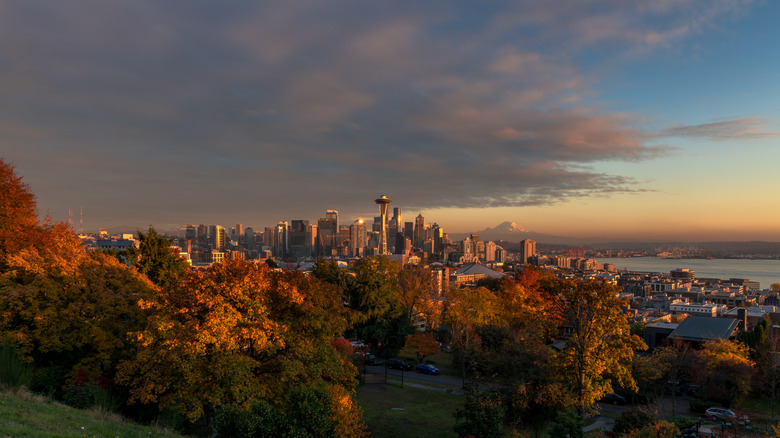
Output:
0,388,185,438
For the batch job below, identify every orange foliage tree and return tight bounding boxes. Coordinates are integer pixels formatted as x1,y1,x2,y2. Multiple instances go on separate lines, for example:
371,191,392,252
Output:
543,277,646,416
118,259,362,428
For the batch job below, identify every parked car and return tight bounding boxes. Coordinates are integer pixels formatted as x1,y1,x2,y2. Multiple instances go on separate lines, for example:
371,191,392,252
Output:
387,358,413,371
599,393,627,405
705,407,748,422
416,363,440,375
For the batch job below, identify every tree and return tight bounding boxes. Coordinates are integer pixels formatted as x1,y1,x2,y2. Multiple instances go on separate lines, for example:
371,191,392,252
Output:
0,250,155,395
348,256,414,351
397,265,442,332
453,385,504,438
0,159,40,266
651,338,691,416
692,340,755,406
402,332,439,363
125,226,189,291
544,278,646,416
118,259,360,426
445,286,505,382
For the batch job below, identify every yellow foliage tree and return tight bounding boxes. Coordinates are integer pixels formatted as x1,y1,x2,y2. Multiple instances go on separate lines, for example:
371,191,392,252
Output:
544,278,647,416
118,259,360,427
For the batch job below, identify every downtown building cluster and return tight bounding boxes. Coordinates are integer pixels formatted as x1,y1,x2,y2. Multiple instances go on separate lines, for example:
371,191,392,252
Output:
167,199,512,269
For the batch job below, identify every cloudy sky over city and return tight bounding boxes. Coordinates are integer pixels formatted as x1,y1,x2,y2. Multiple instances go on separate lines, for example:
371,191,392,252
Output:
2,1,779,240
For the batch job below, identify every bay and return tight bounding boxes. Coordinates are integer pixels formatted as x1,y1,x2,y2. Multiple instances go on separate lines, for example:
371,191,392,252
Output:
596,257,780,290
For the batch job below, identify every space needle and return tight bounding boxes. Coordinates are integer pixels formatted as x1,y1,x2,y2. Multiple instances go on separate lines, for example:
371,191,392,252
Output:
375,194,391,255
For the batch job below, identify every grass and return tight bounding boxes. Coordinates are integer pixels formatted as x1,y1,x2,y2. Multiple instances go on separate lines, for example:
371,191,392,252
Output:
356,383,464,438
0,387,186,438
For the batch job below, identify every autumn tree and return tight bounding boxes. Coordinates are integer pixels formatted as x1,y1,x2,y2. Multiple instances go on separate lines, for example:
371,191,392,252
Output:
692,340,755,406
0,159,41,267
402,332,439,363
398,265,443,332
543,278,646,416
118,259,362,430
0,249,155,396
125,226,190,290
445,286,505,382
649,338,691,416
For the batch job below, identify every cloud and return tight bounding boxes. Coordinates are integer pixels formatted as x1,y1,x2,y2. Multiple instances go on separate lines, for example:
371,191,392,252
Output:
663,118,780,141
0,1,757,228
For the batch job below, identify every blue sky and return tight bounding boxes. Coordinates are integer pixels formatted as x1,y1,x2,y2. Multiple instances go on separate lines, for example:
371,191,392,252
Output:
1,1,778,241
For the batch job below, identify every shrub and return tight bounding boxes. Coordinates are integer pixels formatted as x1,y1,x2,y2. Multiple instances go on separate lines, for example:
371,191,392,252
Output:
613,410,657,434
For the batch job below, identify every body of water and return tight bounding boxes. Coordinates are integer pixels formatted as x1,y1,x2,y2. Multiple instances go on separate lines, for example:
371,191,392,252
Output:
596,257,780,290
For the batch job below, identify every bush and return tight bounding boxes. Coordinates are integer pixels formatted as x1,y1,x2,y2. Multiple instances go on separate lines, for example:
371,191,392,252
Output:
669,415,697,429
0,338,32,390
613,410,657,434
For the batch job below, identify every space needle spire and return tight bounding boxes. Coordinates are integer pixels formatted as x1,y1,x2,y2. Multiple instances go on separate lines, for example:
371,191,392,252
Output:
375,194,391,256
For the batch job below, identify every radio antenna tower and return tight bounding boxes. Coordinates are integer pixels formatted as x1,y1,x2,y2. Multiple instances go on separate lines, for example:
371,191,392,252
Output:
79,206,83,234
68,206,73,226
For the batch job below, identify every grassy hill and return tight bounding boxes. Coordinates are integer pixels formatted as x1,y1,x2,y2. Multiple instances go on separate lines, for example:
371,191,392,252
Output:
0,387,185,438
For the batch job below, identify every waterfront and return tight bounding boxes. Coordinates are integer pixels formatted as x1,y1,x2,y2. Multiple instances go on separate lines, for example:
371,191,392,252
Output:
597,257,780,290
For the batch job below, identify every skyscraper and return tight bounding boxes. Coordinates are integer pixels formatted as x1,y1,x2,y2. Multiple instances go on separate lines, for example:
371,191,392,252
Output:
375,194,391,255
317,210,338,256
520,239,536,264
213,225,226,251
273,221,288,258
414,214,425,248
288,220,312,259
349,219,367,257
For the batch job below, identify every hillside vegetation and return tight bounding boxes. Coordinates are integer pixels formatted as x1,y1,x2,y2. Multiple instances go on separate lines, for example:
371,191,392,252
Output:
0,387,184,438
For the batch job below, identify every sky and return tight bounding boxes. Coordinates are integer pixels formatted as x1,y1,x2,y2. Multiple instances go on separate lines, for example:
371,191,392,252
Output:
2,1,779,242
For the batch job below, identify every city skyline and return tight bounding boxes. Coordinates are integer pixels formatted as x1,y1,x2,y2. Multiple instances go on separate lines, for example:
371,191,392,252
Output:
2,2,780,241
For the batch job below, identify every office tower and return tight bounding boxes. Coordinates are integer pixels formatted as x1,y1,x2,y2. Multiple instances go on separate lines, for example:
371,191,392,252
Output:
183,224,196,241
288,220,312,259
375,195,391,256
263,227,274,248
214,225,226,251
485,241,496,262
404,222,414,241
430,223,443,256
235,223,243,238
414,214,425,248
349,219,367,257
244,227,255,251
520,239,536,264
317,210,338,256
197,224,207,246
390,208,401,233
372,217,382,233
273,221,288,258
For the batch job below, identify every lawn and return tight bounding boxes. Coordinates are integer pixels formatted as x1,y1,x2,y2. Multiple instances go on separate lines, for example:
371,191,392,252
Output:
356,383,464,438
0,387,185,438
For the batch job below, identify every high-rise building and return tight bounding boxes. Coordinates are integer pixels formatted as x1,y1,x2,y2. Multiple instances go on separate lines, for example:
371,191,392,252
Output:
390,208,401,234
349,219,367,257
288,220,312,259
520,239,536,264
375,195,391,256
263,227,274,248
317,210,339,256
273,221,288,258
244,227,255,251
404,222,414,241
414,214,425,248
235,223,243,238
213,225,226,251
